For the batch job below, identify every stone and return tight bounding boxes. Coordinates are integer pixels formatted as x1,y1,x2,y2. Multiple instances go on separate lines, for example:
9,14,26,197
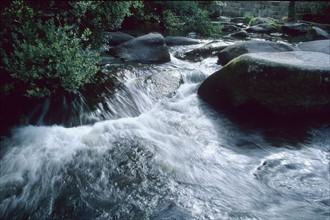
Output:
134,70,182,99
183,41,233,61
297,39,330,54
249,17,276,26
108,33,171,64
148,70,183,98
219,16,231,23
217,40,295,66
246,23,278,34
230,30,249,38
107,32,135,46
230,17,248,24
165,36,200,46
311,27,330,40
282,23,310,36
221,24,240,33
198,51,330,118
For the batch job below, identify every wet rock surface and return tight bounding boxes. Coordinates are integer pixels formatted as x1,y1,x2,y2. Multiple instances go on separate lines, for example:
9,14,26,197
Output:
217,40,295,66
165,36,200,46
182,41,232,61
199,51,330,118
297,39,330,54
108,33,171,64
107,32,135,46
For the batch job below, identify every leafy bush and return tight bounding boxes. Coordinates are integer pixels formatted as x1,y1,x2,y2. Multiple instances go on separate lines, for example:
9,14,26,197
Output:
135,1,222,37
3,19,100,98
67,1,143,47
1,1,100,98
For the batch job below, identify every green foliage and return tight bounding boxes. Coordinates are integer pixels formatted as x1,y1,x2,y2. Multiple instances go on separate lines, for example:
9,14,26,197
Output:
148,1,222,37
67,1,143,47
1,1,100,98
245,13,256,25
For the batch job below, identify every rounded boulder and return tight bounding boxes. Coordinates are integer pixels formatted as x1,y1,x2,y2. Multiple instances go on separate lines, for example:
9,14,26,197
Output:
199,51,330,118
217,40,295,66
108,33,171,64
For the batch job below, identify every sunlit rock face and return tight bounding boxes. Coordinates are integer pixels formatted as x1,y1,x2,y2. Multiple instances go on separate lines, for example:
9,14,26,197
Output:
199,51,330,118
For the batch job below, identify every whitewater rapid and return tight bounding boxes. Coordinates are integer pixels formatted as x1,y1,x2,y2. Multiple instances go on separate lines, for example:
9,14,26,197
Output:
1,49,329,219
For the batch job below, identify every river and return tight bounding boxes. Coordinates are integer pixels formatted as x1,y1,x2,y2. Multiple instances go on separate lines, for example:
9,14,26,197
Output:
0,42,329,219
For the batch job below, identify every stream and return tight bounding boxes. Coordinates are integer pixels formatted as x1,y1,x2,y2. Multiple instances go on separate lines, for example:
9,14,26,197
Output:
0,42,329,220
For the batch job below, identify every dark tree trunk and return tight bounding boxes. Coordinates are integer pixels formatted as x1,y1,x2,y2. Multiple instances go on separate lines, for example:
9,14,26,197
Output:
288,1,296,22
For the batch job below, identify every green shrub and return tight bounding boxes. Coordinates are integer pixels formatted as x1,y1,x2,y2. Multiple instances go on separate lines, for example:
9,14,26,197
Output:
1,1,100,98
152,1,221,37
67,1,143,47
3,19,100,98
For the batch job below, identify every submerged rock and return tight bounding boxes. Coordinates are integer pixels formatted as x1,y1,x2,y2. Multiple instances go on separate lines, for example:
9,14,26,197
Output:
134,70,182,99
217,40,295,66
108,33,171,64
297,40,330,54
199,51,330,118
148,70,183,98
165,36,200,46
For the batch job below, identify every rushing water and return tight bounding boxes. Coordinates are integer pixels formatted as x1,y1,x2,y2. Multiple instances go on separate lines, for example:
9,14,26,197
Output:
1,42,330,220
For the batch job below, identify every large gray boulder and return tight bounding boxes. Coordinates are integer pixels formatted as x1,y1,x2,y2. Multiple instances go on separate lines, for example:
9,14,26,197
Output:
297,40,330,54
108,33,171,64
183,41,232,61
217,40,295,66
282,23,310,36
246,23,278,34
107,32,135,46
230,30,249,38
165,36,200,46
199,51,330,117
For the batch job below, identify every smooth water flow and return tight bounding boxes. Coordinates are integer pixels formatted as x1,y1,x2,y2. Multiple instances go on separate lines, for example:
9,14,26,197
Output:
1,44,329,219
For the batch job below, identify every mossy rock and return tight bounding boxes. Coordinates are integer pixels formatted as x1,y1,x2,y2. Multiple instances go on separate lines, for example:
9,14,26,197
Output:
199,51,330,118
217,40,295,66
